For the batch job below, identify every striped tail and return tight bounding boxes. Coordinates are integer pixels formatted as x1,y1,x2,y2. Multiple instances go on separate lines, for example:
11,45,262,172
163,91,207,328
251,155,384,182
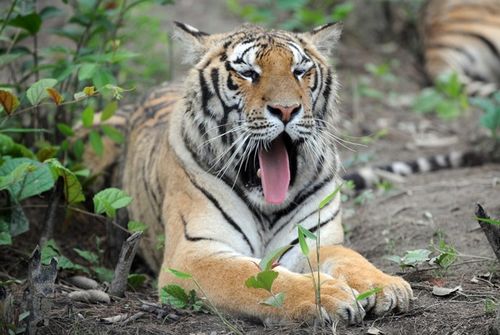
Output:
342,150,486,190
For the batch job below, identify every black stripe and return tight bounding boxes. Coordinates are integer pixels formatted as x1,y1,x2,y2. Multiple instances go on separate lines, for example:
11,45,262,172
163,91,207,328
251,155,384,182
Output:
271,172,335,226
181,214,216,242
199,70,213,117
187,174,255,254
408,160,419,173
427,43,476,63
448,31,500,59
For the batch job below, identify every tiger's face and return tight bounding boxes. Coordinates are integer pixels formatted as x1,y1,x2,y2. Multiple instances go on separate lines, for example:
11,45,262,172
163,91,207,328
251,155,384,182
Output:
176,23,342,207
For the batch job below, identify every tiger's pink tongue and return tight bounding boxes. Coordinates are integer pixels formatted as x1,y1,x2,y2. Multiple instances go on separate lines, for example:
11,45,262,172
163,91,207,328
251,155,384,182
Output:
258,136,290,204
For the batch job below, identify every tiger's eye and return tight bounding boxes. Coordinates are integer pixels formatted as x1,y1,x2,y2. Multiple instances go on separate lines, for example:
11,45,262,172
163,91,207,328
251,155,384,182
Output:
241,70,259,81
293,69,306,77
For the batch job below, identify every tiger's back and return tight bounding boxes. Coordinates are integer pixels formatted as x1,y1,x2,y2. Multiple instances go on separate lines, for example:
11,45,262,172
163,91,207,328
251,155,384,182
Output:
421,0,500,95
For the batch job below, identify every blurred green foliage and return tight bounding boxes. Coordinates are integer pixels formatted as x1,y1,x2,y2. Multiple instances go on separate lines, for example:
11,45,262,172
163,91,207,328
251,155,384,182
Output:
412,72,469,119
0,0,171,249
226,0,354,30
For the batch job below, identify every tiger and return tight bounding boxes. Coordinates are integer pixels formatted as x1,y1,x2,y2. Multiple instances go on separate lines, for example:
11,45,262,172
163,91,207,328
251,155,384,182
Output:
104,22,413,325
421,0,500,96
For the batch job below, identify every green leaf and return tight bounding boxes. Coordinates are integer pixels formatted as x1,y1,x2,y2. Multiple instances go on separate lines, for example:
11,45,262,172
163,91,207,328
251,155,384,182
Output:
78,63,98,81
477,217,500,226
58,255,89,273
40,6,63,20
128,273,146,289
298,225,316,240
400,249,432,268
259,245,292,271
261,292,285,307
332,2,354,21
412,88,442,114
93,187,132,218
73,139,85,160
41,239,60,264
81,106,94,128
45,158,85,204
57,123,74,137
319,185,342,209
73,248,99,265
9,201,29,236
297,226,309,256
101,124,124,143
167,268,193,279
8,13,42,35
0,220,12,245
100,101,118,121
245,270,278,292
356,287,382,301
0,158,55,201
92,69,115,89
160,284,189,308
0,162,32,191
127,220,148,233
0,232,11,245
89,130,103,156
26,79,57,106
93,266,114,282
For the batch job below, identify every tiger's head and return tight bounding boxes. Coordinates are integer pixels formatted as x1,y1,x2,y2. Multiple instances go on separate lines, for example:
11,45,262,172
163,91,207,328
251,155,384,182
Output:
175,22,342,208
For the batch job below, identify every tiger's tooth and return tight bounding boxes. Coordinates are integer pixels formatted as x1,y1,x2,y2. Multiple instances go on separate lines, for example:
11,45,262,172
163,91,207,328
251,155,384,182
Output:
257,168,261,179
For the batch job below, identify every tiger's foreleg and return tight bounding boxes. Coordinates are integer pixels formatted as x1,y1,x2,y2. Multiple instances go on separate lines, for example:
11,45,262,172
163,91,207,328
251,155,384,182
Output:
158,242,366,325
313,245,413,315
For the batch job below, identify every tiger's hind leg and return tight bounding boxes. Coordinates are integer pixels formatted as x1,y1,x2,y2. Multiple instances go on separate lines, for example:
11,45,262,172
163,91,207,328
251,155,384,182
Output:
313,245,413,315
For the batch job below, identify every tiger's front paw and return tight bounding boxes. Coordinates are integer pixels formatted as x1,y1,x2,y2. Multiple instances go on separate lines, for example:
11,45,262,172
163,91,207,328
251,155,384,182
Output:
350,273,413,315
271,274,365,325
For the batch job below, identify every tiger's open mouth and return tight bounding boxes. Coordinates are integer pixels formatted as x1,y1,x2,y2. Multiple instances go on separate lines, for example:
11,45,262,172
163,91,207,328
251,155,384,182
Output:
241,133,297,204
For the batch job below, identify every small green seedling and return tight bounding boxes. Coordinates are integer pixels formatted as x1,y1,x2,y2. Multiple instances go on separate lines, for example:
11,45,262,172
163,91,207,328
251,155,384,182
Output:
386,249,432,270
245,245,291,308
430,237,458,272
160,284,204,312
471,92,500,142
412,72,468,119
167,268,243,335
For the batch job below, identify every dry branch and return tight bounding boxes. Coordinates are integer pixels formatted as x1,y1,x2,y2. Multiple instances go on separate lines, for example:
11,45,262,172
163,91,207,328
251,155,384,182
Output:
475,204,500,262
109,232,143,297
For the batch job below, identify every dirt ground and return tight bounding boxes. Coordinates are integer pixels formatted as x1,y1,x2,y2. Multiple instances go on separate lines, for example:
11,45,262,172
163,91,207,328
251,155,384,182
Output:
2,1,500,334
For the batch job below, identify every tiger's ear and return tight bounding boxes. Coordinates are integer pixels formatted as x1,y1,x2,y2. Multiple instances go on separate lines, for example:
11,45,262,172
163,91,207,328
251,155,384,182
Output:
300,22,343,58
173,22,210,64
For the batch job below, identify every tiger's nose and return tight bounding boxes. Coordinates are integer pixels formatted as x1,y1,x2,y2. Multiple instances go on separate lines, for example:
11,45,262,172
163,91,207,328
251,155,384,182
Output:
267,104,301,124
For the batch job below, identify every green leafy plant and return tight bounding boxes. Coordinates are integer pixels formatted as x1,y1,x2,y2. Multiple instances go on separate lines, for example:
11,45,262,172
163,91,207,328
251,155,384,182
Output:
430,235,458,272
386,249,432,270
245,245,291,308
471,92,500,142
227,0,354,31
412,72,468,119
160,284,204,312
166,268,243,335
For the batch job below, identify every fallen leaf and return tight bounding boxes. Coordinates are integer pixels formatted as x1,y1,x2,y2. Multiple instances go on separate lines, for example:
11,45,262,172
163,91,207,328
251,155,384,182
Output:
432,285,462,297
